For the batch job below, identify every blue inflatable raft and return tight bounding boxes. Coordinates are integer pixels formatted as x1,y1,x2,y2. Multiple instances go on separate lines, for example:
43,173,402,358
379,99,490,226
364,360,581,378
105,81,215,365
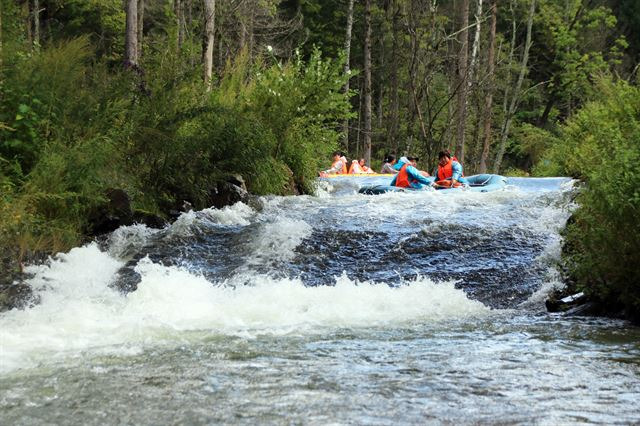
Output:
358,174,507,195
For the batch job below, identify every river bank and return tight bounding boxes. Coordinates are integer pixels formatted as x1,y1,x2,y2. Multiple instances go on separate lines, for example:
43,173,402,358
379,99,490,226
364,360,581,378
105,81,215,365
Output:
0,175,254,312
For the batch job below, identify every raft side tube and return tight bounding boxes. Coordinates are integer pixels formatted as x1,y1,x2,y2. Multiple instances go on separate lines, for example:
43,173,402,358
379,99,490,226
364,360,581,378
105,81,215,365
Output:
358,174,506,195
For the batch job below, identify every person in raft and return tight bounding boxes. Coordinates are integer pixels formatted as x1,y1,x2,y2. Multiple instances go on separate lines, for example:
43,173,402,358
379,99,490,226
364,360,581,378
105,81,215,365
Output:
348,159,363,174
319,151,348,176
390,156,432,189
380,155,398,174
432,150,468,188
358,158,375,173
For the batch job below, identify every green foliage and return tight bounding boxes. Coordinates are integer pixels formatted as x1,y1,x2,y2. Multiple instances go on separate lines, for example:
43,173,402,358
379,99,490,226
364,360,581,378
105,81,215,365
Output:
536,78,640,316
44,0,126,60
509,123,556,173
0,23,352,257
532,0,626,118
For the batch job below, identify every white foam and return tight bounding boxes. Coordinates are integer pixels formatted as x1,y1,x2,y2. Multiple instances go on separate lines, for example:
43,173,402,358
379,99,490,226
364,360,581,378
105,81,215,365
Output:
201,202,254,225
244,217,312,266
167,202,254,236
0,246,489,374
521,269,566,307
313,180,334,197
107,224,159,259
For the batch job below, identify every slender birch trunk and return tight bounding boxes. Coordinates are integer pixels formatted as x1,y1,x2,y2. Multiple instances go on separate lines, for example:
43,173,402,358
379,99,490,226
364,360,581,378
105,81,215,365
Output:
388,2,399,154
493,0,535,173
124,0,138,67
176,0,184,49
455,0,469,163
377,33,385,128
363,0,373,165
25,1,32,46
468,0,482,86
137,0,144,58
478,0,497,173
0,1,3,90
342,0,354,151
203,0,216,91
33,0,40,49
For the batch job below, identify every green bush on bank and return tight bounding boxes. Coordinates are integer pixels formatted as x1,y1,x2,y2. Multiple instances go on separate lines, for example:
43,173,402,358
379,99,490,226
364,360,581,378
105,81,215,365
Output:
0,39,351,258
535,78,640,317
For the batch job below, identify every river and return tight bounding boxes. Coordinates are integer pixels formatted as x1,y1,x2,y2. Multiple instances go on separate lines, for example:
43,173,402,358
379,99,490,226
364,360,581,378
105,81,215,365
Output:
1,176,639,424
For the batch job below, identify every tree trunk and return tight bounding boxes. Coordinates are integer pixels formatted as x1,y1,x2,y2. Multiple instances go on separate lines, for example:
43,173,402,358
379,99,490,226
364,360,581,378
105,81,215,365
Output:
33,0,40,49
137,0,144,58
342,0,354,151
377,33,385,129
0,1,3,88
493,0,535,173
468,0,482,84
176,0,184,49
455,0,469,164
24,1,32,46
356,78,364,157
203,0,215,91
466,0,483,168
124,0,138,67
478,0,496,174
388,2,399,154
363,0,373,165
187,0,193,29
248,6,255,61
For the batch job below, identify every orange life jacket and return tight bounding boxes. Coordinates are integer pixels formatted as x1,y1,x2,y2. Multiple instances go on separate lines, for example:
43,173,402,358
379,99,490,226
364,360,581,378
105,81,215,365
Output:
436,159,462,187
436,159,453,181
395,164,415,188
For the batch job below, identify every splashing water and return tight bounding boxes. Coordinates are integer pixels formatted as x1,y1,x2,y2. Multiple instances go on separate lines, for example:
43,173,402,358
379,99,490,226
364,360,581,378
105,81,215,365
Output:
1,177,639,424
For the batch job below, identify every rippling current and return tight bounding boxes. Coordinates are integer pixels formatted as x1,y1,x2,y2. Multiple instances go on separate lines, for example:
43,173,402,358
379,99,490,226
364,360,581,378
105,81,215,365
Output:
1,177,639,424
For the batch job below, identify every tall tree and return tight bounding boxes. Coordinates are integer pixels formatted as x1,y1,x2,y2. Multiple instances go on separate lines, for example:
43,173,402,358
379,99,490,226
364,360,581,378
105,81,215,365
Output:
478,0,497,173
468,0,483,86
203,0,215,91
342,0,354,151
124,0,138,67
176,0,185,49
0,1,3,93
0,1,3,81
32,0,40,49
137,0,144,57
387,1,400,155
363,0,372,165
493,0,535,173
455,0,470,163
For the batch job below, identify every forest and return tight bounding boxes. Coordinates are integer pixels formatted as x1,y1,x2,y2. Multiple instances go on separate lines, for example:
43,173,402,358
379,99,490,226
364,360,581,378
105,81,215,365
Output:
1,0,639,317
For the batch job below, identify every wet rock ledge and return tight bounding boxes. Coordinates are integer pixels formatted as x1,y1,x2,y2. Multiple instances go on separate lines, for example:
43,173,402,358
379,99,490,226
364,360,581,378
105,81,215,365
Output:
0,176,251,313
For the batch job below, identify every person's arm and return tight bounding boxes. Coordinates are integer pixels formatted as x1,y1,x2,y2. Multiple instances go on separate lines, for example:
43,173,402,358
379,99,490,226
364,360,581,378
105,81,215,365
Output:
384,164,398,173
322,161,340,175
406,166,432,186
390,174,398,186
452,161,468,184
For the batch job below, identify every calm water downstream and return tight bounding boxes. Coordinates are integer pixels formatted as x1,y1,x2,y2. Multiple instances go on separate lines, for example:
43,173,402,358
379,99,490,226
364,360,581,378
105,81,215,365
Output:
1,177,639,424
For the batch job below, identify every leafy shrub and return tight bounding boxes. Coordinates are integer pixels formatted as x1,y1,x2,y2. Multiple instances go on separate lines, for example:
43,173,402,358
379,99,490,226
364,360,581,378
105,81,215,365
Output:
536,78,640,317
0,35,352,259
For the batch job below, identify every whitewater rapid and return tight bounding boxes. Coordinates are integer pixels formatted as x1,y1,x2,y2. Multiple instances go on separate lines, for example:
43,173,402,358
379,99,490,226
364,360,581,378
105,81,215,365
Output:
0,239,488,374
1,178,571,374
